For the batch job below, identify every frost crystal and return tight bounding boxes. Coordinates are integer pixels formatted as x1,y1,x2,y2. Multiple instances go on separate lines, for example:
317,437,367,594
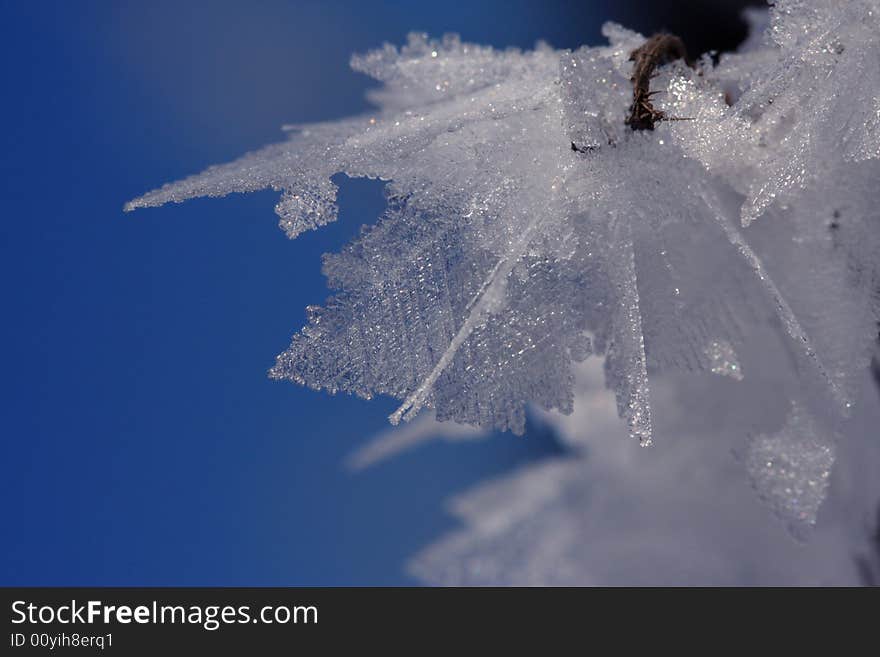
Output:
665,0,880,225
746,403,835,536
127,0,880,513
403,357,880,585
705,340,743,381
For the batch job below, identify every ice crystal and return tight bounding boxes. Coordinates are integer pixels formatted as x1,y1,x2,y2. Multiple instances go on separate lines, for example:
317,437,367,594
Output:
666,0,880,226
127,0,879,476
746,402,835,536
405,357,880,585
705,340,743,381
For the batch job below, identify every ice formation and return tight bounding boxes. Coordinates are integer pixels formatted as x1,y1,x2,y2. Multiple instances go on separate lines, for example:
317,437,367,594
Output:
665,0,880,225
404,356,880,585
345,412,485,471
746,402,835,537
127,1,880,526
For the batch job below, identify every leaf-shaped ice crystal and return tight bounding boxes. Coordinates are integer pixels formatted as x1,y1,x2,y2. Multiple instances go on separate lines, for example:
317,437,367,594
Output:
127,5,880,452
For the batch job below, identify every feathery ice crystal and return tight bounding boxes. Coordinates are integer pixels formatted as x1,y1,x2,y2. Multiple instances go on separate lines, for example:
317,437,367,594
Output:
127,0,880,526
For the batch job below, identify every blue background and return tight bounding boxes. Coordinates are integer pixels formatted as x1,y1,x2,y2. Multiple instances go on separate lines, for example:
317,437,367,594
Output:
0,1,744,584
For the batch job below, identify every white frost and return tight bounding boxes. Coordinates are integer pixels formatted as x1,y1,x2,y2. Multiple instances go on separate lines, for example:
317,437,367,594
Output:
128,2,880,527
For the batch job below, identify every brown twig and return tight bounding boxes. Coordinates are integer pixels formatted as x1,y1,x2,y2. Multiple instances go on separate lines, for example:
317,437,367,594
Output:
626,33,692,131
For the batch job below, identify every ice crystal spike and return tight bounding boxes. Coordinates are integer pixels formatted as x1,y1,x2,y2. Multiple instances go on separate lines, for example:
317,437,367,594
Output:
665,0,880,226
129,2,880,463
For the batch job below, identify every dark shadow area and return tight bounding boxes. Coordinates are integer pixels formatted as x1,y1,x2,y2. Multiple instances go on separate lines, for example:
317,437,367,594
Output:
856,505,880,586
611,0,766,57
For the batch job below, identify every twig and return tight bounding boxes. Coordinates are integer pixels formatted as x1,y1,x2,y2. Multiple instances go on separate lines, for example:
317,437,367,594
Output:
626,33,692,131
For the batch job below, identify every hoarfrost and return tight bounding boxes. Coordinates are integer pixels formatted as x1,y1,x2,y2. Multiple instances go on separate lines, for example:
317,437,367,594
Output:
704,340,743,381
665,0,880,225
746,402,835,537
127,2,880,522
405,356,880,585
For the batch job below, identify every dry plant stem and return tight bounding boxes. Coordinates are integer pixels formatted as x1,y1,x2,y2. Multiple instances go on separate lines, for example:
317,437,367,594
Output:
627,33,690,131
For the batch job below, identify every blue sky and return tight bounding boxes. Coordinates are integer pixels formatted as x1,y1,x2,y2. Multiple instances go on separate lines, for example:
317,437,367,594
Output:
0,0,628,585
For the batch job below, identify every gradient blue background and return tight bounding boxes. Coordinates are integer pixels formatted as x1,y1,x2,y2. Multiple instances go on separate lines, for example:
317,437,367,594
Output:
0,0,749,584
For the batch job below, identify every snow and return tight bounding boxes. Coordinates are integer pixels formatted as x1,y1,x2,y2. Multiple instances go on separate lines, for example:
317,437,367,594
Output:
127,1,880,539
